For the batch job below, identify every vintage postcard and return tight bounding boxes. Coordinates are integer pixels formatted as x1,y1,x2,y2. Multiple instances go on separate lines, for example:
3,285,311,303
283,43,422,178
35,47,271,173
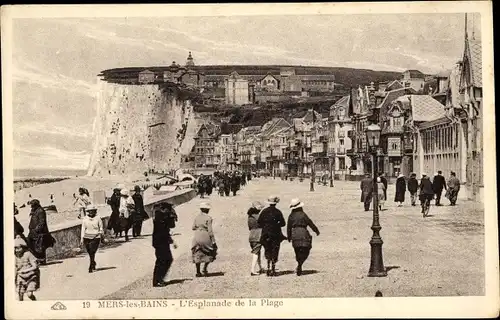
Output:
2,2,498,319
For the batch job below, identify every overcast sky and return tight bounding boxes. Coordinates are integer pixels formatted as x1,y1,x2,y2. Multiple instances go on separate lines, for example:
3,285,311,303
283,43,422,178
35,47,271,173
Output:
11,13,481,170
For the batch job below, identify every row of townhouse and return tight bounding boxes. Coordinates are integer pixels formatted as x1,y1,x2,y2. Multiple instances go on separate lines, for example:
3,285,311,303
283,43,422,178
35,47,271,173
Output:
339,24,483,202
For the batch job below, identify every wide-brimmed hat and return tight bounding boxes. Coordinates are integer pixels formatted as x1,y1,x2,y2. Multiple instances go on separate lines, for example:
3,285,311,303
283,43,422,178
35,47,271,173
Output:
86,205,98,212
251,201,264,210
14,236,28,248
422,172,427,176
289,198,304,209
120,189,130,196
267,196,280,205
398,174,404,178
200,202,211,210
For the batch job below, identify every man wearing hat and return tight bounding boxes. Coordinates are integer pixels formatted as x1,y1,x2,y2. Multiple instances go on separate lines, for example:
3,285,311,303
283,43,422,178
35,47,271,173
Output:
257,196,286,276
432,170,447,206
131,185,148,237
152,201,178,287
15,236,40,301
418,173,434,215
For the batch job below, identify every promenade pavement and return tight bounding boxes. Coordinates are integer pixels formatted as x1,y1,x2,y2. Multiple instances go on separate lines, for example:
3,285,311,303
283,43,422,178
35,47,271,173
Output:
23,178,484,300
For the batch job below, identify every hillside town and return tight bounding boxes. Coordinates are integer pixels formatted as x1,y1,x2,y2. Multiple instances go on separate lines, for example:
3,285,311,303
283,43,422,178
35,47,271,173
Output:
180,30,483,202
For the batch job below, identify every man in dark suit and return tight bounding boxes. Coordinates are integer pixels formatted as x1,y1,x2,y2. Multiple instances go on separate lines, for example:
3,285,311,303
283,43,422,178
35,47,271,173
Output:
152,202,177,287
360,173,374,211
432,170,447,206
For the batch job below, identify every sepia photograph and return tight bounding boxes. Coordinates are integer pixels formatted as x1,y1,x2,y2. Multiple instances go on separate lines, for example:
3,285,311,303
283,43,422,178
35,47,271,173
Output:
2,2,497,319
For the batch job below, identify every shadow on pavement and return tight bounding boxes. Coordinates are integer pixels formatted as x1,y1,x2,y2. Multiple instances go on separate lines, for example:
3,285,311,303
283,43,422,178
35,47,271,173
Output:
385,266,400,273
40,260,63,267
167,278,192,285
203,272,225,277
274,270,295,276
94,266,117,272
301,270,319,276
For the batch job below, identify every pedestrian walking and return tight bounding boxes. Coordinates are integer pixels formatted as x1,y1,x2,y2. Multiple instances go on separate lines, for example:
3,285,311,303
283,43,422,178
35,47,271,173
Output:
152,202,178,287
231,174,240,196
224,174,231,196
131,185,148,237
379,173,388,201
191,203,218,277
106,185,122,238
394,174,406,206
15,236,40,301
377,177,386,211
360,173,373,211
407,173,419,206
206,176,213,196
445,171,461,206
14,203,27,241
218,178,225,196
198,174,206,198
118,188,135,241
27,199,56,265
286,199,320,276
73,187,92,219
257,196,287,277
432,171,447,206
80,205,103,273
418,173,434,215
247,201,265,276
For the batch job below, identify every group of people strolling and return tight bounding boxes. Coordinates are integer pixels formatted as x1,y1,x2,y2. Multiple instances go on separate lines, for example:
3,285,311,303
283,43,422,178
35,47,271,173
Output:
360,170,462,214
247,196,320,277
197,171,252,198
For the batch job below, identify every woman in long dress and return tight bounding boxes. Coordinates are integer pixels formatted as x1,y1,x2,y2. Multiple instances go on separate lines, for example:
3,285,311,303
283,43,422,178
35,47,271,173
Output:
287,199,320,276
27,199,55,265
118,188,135,241
257,196,286,277
247,201,264,276
377,177,386,211
192,202,217,277
394,174,406,206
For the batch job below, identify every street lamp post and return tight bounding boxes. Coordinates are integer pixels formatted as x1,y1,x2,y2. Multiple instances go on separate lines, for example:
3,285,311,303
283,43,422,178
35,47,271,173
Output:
365,124,387,277
309,156,315,191
330,155,334,187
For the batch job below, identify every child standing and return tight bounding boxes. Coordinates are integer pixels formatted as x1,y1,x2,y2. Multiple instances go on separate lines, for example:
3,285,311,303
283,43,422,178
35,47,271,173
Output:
15,236,40,301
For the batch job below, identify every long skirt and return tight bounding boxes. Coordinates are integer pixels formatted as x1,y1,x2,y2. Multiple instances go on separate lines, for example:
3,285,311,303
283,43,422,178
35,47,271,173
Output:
293,246,311,264
446,189,459,203
192,231,216,264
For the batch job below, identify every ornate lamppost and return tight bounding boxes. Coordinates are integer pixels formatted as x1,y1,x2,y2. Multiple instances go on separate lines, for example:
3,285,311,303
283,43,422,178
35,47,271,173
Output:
309,155,315,191
365,123,387,277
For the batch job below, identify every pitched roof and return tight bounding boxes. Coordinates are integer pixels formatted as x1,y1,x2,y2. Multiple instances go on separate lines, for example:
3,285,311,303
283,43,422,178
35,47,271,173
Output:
376,88,410,110
404,69,425,79
298,75,335,81
260,118,291,137
386,80,404,91
467,39,482,87
403,95,446,122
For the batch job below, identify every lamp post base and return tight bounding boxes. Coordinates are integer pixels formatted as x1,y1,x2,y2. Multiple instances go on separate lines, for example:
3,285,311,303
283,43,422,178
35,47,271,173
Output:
368,239,387,277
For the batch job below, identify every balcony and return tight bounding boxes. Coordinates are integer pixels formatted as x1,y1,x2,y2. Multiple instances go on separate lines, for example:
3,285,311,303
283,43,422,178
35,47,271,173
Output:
311,151,327,158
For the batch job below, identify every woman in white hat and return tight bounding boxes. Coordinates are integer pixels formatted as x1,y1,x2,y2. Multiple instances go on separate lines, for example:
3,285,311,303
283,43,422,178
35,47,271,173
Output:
257,196,286,276
118,188,135,241
376,177,386,211
247,201,265,276
287,199,320,276
80,205,103,273
191,202,217,277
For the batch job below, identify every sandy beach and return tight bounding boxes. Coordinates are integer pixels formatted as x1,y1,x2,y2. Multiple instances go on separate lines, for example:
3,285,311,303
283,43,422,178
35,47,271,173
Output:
14,174,154,227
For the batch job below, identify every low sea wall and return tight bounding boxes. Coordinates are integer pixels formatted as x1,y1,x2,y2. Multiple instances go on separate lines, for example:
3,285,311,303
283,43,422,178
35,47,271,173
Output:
45,188,196,260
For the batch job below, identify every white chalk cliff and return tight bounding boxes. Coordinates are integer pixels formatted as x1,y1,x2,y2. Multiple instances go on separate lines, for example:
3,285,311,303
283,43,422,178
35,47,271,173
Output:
87,80,199,177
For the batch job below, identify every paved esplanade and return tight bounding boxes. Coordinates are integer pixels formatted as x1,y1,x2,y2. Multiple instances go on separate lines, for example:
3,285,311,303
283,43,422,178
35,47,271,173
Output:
34,179,483,300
